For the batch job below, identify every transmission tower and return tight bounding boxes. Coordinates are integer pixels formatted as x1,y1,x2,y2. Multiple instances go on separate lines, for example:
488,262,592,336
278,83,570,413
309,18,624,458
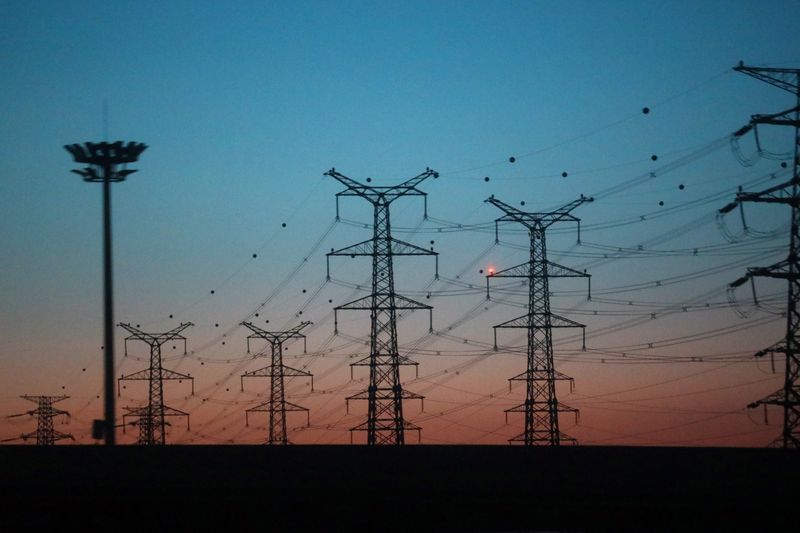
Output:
65,141,147,445
5,395,74,445
326,167,438,445
117,322,194,445
240,321,314,445
486,195,592,445
720,63,800,448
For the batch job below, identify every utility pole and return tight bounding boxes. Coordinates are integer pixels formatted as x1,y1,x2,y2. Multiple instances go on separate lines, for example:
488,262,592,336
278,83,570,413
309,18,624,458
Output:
486,195,592,445
721,62,800,448
6,395,74,445
240,321,313,445
65,141,146,445
326,168,438,445
117,322,194,445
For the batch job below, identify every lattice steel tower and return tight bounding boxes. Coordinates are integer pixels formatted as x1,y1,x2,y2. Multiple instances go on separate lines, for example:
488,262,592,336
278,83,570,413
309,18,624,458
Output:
326,168,438,445
8,395,74,445
486,195,592,445
117,322,194,445
721,63,800,448
240,321,314,445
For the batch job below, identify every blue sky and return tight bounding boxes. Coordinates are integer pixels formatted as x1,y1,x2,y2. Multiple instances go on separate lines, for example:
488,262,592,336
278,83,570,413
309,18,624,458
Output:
1,0,799,445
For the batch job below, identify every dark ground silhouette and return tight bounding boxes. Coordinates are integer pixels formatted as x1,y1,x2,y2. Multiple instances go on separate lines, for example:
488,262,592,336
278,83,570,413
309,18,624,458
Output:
0,445,795,531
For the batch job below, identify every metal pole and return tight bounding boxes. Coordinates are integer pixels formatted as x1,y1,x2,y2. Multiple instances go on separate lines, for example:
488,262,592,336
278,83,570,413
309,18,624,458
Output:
102,173,115,446
65,140,147,445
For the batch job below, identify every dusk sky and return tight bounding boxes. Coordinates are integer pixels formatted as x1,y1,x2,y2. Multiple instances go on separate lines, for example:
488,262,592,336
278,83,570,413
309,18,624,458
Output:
2,0,799,445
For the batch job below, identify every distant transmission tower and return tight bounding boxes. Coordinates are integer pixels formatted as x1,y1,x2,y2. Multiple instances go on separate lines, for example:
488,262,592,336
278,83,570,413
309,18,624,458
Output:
6,395,74,445
117,322,194,445
240,321,314,445
721,63,800,448
326,167,438,445
486,195,592,445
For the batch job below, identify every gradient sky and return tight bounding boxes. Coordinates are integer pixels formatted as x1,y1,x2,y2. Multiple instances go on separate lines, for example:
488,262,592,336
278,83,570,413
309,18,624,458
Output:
2,0,799,445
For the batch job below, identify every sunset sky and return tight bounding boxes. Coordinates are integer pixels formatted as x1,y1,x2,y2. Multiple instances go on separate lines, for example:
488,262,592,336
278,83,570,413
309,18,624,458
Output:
2,0,799,445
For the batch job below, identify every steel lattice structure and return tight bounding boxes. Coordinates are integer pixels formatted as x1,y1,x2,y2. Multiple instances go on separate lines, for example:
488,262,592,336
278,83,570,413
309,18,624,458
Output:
326,167,438,445
486,195,592,445
64,141,147,445
117,322,194,445
721,63,800,448
240,321,313,445
7,395,74,445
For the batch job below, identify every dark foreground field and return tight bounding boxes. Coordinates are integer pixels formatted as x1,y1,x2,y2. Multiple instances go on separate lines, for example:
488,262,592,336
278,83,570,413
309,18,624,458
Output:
0,445,795,531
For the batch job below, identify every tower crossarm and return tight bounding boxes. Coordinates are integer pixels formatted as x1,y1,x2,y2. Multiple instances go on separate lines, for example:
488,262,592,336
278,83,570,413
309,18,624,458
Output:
730,259,799,289
489,260,589,279
734,63,800,94
720,178,800,214
52,430,75,442
346,389,425,416
493,313,587,351
493,312,586,330
240,361,314,396
119,322,193,350
326,238,438,280
326,168,438,207
754,341,788,358
334,294,433,333
486,194,593,230
509,369,575,384
748,388,797,409
20,394,69,404
738,178,800,206
118,368,194,395
242,364,312,380
123,405,189,419
328,237,436,257
335,293,432,311
241,320,311,349
16,395,71,420
750,105,800,128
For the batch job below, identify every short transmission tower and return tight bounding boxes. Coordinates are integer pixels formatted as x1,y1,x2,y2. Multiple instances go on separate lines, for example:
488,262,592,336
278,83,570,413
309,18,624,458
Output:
117,322,194,445
721,63,800,448
240,321,314,445
486,195,592,445
326,167,438,445
6,395,74,445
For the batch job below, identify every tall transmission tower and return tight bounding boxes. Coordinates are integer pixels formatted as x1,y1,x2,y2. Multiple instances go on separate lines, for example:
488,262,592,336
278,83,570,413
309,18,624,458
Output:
5,395,74,445
486,195,592,445
721,63,800,448
240,321,314,445
326,167,438,445
65,141,147,445
117,322,194,445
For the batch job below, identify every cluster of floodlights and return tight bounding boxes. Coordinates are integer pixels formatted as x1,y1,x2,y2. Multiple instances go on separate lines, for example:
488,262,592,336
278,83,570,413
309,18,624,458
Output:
64,141,147,182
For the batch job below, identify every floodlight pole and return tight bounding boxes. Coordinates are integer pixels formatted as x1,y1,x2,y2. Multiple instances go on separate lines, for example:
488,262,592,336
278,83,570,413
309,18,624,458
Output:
101,172,114,445
65,141,147,445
